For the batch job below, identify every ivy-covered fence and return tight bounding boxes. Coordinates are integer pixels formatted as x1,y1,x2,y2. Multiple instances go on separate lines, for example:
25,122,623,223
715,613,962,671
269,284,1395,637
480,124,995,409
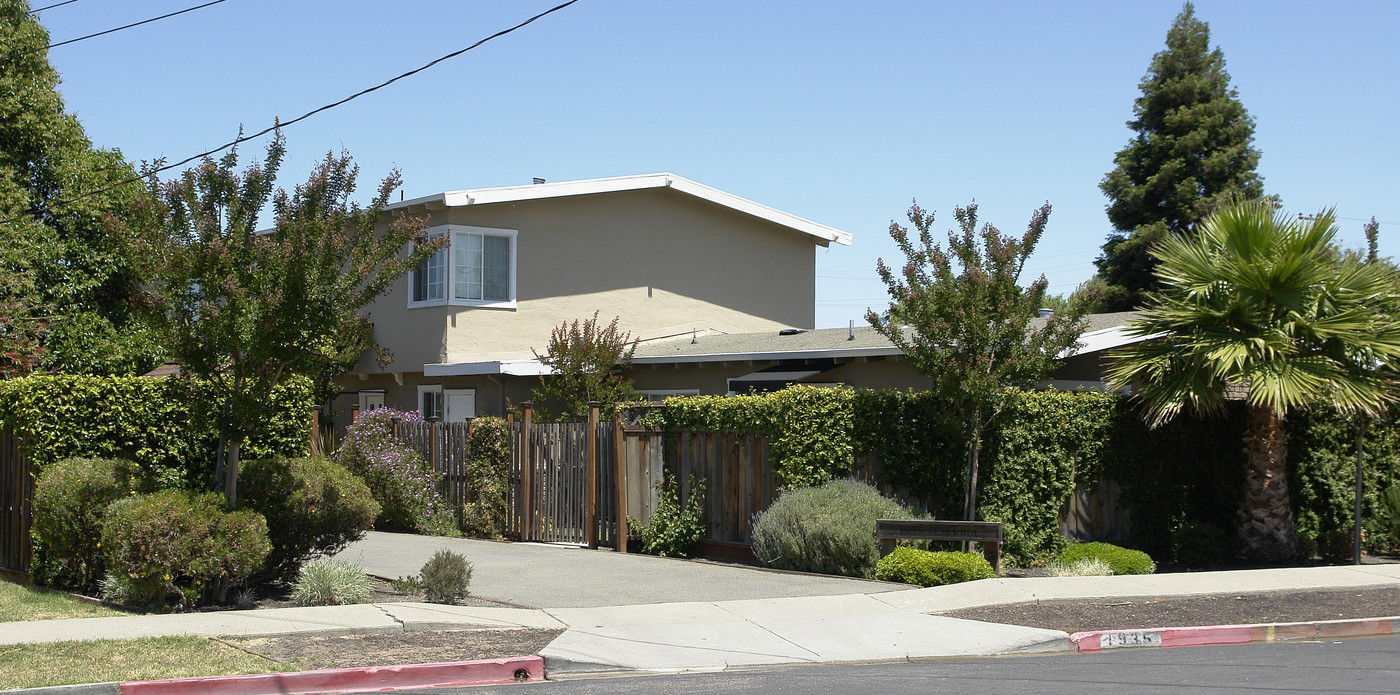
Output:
647,386,1399,565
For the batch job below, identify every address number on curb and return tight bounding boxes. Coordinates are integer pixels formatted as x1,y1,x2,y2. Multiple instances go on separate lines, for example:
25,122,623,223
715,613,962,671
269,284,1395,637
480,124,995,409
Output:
1101,630,1163,649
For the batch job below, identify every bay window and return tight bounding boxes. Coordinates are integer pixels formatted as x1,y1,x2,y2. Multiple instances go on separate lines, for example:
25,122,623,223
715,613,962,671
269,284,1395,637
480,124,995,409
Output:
409,225,516,308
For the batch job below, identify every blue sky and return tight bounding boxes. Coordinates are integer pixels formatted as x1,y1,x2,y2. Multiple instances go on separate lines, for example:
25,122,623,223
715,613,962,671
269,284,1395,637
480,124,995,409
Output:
38,0,1400,328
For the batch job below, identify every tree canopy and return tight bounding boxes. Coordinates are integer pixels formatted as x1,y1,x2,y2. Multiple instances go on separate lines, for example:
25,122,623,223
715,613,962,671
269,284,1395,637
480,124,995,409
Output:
124,135,438,503
1107,199,1400,560
1088,2,1266,312
0,1,160,375
867,200,1085,521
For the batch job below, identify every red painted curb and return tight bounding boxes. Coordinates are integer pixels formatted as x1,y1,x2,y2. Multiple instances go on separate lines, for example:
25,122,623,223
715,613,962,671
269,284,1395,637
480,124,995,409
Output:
1071,616,1399,652
118,655,544,695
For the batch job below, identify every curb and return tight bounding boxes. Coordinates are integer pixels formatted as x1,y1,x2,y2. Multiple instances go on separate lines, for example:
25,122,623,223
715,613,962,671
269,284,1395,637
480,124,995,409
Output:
1071,616,1400,652
114,656,543,695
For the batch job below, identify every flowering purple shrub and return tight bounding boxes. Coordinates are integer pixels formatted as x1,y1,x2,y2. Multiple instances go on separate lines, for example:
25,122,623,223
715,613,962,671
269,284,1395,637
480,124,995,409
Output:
333,408,458,536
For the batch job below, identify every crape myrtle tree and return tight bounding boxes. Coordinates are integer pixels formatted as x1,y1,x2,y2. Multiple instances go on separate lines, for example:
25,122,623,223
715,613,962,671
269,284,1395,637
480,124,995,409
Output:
0,1,160,375
868,201,1086,522
531,311,638,422
124,134,441,504
1088,2,1267,312
1107,200,1400,562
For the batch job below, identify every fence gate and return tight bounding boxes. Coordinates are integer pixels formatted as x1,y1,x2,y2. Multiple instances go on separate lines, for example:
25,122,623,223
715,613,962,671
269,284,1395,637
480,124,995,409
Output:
508,419,619,546
0,429,33,578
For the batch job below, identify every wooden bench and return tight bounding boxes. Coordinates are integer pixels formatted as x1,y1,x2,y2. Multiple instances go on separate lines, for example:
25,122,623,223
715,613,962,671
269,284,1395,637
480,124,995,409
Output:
875,519,1004,575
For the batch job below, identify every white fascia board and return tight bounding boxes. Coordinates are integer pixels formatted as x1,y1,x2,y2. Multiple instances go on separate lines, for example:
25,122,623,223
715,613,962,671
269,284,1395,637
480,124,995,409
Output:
424,359,552,377
630,345,904,365
1059,326,1163,359
385,173,853,247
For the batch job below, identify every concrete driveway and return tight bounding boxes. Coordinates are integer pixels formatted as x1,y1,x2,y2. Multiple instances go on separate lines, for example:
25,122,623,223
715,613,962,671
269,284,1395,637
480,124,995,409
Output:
336,531,907,609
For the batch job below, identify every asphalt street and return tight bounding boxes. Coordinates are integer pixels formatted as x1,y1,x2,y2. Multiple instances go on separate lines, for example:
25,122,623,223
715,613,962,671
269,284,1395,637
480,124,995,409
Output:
403,636,1400,695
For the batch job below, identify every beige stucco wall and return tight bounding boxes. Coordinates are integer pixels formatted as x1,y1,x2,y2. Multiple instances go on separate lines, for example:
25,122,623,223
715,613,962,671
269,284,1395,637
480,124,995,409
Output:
355,188,818,374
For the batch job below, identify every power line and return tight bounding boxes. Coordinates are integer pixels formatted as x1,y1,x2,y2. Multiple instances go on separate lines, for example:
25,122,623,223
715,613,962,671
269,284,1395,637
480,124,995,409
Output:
24,0,82,16
1,0,582,226
3,0,228,62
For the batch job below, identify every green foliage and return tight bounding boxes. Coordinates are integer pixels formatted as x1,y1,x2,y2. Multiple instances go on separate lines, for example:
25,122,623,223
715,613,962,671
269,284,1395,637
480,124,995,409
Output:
457,417,511,538
30,458,147,590
867,200,1086,522
1092,2,1268,310
751,480,921,578
0,265,45,378
1170,521,1230,567
0,2,161,377
237,456,379,579
419,549,472,604
0,374,312,485
1058,542,1155,576
633,475,707,558
290,559,373,606
333,408,458,536
390,575,423,595
1287,408,1400,555
531,312,638,422
873,547,995,586
101,491,270,608
1375,486,1400,552
653,386,854,487
123,133,437,502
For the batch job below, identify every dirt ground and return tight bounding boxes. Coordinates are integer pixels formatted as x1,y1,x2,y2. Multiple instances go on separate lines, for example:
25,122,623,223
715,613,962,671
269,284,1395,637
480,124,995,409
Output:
225,628,564,671
940,586,1400,635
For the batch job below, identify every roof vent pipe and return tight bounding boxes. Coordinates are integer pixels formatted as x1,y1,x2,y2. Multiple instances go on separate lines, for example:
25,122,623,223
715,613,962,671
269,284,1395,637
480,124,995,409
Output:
1038,308,1054,318
849,320,855,341
691,327,697,344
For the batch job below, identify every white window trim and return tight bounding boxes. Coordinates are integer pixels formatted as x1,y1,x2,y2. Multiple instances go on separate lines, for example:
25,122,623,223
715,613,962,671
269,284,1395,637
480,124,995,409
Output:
417,384,443,420
408,224,517,309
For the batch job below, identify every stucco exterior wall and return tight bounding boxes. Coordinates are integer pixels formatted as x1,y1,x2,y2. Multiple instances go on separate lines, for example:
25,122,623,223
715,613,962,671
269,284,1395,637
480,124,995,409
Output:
356,187,818,374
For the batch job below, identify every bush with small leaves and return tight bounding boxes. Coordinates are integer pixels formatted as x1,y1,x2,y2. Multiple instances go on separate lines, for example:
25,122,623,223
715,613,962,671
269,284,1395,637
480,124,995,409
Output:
101,491,269,608
1057,542,1155,575
420,549,472,604
238,456,379,579
291,559,374,606
633,475,707,558
874,547,995,586
31,457,146,590
751,479,922,578
333,408,458,536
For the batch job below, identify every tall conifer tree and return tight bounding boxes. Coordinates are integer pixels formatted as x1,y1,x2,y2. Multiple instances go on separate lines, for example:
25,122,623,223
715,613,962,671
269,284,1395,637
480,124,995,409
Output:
1089,3,1266,312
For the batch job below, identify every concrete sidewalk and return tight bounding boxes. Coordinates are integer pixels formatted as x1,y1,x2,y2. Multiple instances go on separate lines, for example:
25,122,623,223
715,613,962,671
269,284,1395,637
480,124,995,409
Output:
3,556,1398,679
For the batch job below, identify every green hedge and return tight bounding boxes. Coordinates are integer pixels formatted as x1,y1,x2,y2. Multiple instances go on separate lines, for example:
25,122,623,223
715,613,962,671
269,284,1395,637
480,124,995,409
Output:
874,547,995,586
1058,542,1155,575
1287,408,1400,554
0,374,313,484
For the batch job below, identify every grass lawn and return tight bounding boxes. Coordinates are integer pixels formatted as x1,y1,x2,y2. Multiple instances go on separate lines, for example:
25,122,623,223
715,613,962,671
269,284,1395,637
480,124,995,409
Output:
0,635,294,689
0,580,125,622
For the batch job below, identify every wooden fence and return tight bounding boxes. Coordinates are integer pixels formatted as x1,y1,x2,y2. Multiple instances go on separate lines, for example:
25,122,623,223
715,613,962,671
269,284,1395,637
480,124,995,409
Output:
0,429,32,579
670,430,773,545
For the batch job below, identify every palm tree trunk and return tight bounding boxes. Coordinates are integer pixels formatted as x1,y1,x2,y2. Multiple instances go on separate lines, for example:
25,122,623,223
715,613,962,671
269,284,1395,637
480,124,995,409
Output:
1237,405,1298,562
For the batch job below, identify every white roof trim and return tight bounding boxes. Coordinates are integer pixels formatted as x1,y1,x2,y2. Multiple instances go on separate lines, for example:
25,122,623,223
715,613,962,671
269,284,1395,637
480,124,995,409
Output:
1060,325,1164,359
424,359,553,377
388,173,852,247
631,345,903,365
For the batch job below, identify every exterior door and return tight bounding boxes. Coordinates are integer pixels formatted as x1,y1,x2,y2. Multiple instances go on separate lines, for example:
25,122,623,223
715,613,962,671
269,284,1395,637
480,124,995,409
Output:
444,389,475,422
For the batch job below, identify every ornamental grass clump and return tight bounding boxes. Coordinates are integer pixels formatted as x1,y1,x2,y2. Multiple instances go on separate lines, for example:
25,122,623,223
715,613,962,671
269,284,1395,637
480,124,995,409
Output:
419,549,472,604
291,558,373,606
751,479,922,578
874,547,995,586
333,408,458,536
1044,557,1113,577
1057,541,1155,575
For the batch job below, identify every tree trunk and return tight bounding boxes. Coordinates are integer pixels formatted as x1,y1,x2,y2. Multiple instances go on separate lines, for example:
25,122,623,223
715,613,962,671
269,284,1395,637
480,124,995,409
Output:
224,437,242,506
964,411,982,523
1237,405,1298,562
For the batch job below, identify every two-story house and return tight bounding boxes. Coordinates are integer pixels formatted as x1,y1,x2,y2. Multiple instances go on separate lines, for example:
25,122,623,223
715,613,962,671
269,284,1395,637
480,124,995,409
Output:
333,173,853,425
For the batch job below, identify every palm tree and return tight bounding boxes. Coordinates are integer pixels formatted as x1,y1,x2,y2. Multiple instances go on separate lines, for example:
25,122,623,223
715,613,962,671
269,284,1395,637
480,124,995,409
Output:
1107,200,1400,562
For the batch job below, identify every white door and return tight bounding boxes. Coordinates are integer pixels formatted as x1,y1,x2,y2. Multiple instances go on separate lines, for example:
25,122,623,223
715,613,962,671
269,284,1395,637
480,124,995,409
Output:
444,389,476,422
358,391,385,413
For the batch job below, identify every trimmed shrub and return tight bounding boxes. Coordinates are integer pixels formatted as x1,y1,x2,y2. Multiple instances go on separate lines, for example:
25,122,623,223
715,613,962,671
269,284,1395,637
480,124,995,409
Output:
1057,542,1155,576
291,558,374,606
751,480,921,578
874,547,995,586
333,408,457,536
634,475,707,558
420,549,472,604
238,456,380,579
102,491,270,607
30,457,146,590
458,417,511,538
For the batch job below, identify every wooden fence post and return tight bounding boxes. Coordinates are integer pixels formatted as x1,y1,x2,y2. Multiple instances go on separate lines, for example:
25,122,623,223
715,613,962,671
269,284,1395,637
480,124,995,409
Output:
428,416,441,473
521,402,534,543
586,401,600,549
309,407,321,454
614,413,627,553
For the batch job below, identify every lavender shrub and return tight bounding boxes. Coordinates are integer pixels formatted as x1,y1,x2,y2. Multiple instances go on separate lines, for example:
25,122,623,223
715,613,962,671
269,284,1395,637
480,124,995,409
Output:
333,408,459,536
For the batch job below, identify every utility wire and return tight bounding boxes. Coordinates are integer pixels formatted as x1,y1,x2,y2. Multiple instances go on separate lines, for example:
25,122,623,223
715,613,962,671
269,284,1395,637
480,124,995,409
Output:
21,0,82,16
1,0,582,226
3,0,228,62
